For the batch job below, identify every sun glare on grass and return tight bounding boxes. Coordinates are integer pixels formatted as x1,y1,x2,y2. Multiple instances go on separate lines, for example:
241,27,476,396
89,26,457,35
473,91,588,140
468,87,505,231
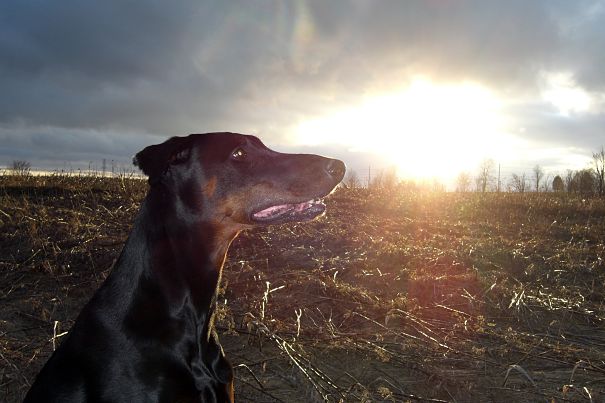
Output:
293,78,513,181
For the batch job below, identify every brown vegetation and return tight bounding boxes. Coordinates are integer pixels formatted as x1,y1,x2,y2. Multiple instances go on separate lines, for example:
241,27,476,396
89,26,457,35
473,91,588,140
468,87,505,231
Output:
1,175,604,402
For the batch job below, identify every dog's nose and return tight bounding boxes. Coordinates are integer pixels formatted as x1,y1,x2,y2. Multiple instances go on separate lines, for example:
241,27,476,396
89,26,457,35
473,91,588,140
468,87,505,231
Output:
325,159,346,180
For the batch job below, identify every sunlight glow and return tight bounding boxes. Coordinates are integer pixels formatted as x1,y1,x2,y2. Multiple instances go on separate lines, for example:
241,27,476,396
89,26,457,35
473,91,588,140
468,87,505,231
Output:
292,78,512,180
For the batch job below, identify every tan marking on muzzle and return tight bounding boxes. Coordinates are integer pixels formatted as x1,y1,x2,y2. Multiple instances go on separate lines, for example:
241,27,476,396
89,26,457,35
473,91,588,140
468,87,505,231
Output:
203,176,217,199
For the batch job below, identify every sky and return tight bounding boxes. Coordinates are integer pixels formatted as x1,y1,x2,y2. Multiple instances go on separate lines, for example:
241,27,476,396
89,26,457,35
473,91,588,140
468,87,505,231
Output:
1,0,604,186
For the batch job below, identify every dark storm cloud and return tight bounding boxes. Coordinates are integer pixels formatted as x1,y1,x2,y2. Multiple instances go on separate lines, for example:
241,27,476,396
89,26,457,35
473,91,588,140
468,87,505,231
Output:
515,109,605,150
0,1,194,81
0,0,268,133
0,126,151,168
552,2,605,90
0,0,604,169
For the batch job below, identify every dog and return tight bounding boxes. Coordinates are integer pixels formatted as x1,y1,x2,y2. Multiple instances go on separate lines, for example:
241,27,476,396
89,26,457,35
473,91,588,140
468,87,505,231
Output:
24,132,345,402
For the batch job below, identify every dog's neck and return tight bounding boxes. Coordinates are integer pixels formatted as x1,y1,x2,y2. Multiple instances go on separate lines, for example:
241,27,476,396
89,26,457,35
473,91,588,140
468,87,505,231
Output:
148,195,239,319
104,193,240,338
90,192,236,392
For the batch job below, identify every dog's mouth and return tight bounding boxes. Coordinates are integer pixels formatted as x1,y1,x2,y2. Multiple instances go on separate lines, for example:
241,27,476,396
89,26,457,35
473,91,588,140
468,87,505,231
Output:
251,198,326,224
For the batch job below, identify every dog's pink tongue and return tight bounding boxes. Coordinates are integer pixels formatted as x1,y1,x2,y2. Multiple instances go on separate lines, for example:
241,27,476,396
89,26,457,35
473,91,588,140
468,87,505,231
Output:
253,204,291,218
253,200,314,219
294,200,314,212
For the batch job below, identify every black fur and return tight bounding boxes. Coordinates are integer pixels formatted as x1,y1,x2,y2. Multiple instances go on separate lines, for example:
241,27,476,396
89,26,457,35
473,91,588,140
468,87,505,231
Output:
24,132,345,402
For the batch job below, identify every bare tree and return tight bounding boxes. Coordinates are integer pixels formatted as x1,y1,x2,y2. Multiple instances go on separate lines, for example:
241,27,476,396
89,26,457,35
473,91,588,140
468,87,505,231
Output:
370,170,383,189
431,178,445,192
593,146,605,196
533,164,544,192
382,166,398,190
565,169,575,193
509,173,528,193
344,170,361,189
476,159,495,193
552,175,564,192
543,173,553,192
11,160,31,176
455,171,472,192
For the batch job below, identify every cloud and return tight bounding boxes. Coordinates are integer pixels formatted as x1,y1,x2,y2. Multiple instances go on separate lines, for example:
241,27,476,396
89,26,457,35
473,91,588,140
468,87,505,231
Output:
0,0,604,170
0,126,151,169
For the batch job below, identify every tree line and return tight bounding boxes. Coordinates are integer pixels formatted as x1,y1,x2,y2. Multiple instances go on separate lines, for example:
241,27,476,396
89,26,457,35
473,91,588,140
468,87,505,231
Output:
344,146,605,196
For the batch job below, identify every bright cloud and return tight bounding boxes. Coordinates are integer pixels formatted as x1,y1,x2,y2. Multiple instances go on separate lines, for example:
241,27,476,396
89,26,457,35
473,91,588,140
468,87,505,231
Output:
540,71,593,116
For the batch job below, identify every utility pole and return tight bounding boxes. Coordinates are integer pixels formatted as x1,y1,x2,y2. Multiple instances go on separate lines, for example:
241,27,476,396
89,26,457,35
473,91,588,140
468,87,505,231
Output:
497,163,501,192
368,165,371,188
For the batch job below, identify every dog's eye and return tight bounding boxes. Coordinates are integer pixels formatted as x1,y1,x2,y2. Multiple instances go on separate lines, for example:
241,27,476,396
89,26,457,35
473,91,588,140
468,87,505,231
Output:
231,148,247,160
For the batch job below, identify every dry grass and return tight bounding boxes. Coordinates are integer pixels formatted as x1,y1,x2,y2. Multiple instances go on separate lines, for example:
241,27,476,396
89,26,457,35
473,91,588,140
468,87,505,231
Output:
1,176,604,402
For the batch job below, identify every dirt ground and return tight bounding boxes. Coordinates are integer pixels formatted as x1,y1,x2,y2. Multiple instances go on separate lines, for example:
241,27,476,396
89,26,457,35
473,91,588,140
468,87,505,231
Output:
1,175,604,402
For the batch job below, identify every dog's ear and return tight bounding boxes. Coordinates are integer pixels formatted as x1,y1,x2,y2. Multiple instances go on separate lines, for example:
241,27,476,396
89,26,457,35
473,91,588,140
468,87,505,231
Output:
133,136,193,182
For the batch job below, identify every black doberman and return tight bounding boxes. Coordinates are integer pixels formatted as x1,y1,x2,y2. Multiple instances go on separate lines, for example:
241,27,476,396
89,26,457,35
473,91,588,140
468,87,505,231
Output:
24,132,345,402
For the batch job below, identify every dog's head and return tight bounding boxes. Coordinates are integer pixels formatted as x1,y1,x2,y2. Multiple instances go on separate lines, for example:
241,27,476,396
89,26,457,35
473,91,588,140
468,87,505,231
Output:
134,133,345,228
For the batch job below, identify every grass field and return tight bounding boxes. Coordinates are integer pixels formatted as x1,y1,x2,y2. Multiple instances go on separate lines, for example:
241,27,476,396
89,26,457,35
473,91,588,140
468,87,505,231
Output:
1,175,604,402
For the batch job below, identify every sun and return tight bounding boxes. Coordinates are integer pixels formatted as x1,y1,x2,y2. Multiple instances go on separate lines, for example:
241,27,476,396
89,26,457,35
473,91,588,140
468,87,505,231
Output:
292,78,512,182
